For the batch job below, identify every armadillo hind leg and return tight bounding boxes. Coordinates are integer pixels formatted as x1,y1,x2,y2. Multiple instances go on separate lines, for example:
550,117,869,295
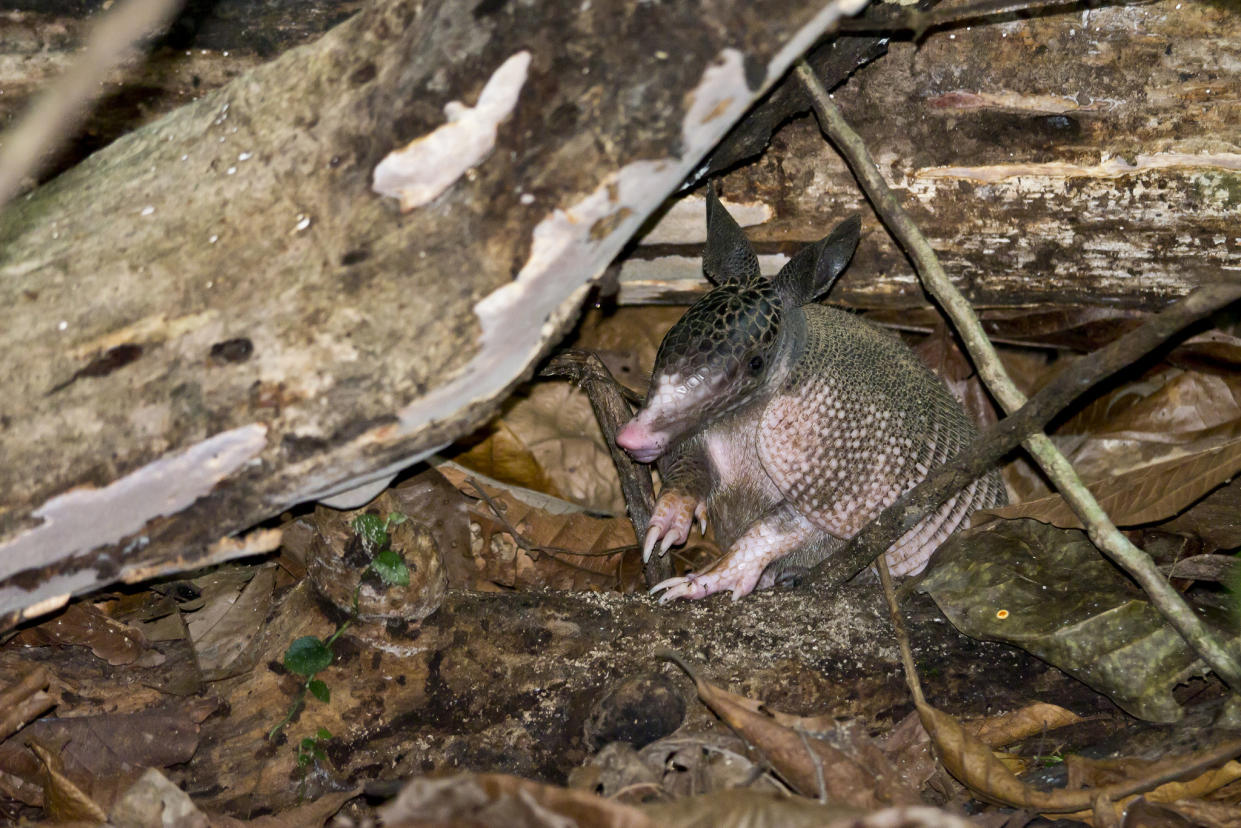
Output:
650,506,819,603
644,489,708,561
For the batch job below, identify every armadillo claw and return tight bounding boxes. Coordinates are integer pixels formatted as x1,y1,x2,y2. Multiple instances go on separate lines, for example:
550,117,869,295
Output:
650,574,712,604
649,557,765,603
641,490,703,562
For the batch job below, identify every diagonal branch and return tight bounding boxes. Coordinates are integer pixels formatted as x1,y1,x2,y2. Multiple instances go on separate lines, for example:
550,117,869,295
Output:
794,59,1241,693
0,0,185,212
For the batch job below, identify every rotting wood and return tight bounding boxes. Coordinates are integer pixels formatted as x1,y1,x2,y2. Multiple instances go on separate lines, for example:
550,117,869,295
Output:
0,0,870,629
619,0,1241,312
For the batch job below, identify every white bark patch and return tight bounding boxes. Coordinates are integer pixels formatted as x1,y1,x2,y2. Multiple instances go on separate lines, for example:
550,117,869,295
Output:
926,89,1110,114
372,51,531,211
638,195,774,245
0,424,267,615
917,151,1241,183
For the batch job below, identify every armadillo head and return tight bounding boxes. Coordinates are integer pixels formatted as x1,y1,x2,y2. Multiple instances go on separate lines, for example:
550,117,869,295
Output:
616,185,860,464
616,282,783,462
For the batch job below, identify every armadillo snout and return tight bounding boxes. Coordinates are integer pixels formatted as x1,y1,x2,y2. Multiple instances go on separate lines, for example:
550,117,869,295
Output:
616,419,666,464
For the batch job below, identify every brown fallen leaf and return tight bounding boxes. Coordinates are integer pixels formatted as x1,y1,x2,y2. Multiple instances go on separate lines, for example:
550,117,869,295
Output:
977,436,1241,531
29,741,108,824
15,602,163,667
659,651,921,809
454,416,564,500
965,702,1083,749
0,697,217,812
916,699,1241,815
1062,759,1241,825
185,565,275,681
379,772,655,828
440,463,642,592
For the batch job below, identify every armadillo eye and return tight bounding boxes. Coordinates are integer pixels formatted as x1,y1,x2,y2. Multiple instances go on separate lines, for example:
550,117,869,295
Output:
748,355,764,373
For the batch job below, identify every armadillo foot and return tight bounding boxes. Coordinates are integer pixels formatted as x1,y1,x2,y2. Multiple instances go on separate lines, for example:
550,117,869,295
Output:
649,558,764,604
651,510,819,602
643,490,707,561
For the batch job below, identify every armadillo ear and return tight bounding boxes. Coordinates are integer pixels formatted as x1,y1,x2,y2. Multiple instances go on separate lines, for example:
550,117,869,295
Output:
702,183,761,287
773,215,860,305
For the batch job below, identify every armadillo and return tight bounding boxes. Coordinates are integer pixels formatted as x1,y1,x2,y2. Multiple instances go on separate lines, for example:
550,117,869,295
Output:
615,187,1007,603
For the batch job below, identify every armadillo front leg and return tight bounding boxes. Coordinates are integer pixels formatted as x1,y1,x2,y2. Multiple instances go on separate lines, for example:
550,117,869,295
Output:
651,506,819,603
644,438,710,561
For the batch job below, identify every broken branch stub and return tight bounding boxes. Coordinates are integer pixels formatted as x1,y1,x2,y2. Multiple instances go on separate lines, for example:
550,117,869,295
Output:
0,0,870,629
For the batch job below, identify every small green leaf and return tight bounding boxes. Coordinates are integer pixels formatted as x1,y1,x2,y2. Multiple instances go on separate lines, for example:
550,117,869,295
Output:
316,727,332,741
301,737,316,750
284,636,333,676
386,512,408,528
298,753,312,767
308,679,330,703
371,547,410,586
351,513,389,549
313,747,327,761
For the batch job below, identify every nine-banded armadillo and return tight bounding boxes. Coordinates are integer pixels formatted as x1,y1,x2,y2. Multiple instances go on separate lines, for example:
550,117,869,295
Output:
615,187,1006,603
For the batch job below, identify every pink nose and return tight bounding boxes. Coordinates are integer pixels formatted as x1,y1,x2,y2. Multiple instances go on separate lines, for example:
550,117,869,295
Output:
616,420,664,463
615,421,647,452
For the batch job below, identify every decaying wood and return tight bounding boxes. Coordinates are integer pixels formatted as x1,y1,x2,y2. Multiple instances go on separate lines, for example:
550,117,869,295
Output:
620,0,1241,315
0,0,870,629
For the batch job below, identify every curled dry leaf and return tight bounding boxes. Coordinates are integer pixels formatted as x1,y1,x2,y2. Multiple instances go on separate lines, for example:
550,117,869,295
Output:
659,652,921,809
966,702,1084,750
916,700,1241,817
14,602,163,667
976,436,1241,532
28,741,108,824
455,381,627,514
439,462,642,592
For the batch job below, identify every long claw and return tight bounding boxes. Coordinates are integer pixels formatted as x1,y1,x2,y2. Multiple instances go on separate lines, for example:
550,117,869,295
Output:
643,525,660,562
694,503,708,536
649,576,685,594
659,531,678,555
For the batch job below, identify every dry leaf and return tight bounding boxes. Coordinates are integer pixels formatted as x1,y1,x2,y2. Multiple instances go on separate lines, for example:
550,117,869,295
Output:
16,602,163,667
29,741,108,824
966,702,1083,749
440,463,641,592
455,418,563,500
109,768,208,828
917,699,1241,817
661,653,921,809
185,565,274,681
1060,759,1241,824
977,436,1241,530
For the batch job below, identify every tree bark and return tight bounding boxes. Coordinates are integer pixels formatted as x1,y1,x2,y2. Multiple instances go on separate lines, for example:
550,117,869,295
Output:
620,0,1241,318
0,0,869,629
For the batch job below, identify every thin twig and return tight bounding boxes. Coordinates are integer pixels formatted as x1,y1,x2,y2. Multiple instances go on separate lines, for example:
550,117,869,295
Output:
795,59,1241,693
541,350,672,584
0,0,185,212
464,477,636,583
876,557,925,707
